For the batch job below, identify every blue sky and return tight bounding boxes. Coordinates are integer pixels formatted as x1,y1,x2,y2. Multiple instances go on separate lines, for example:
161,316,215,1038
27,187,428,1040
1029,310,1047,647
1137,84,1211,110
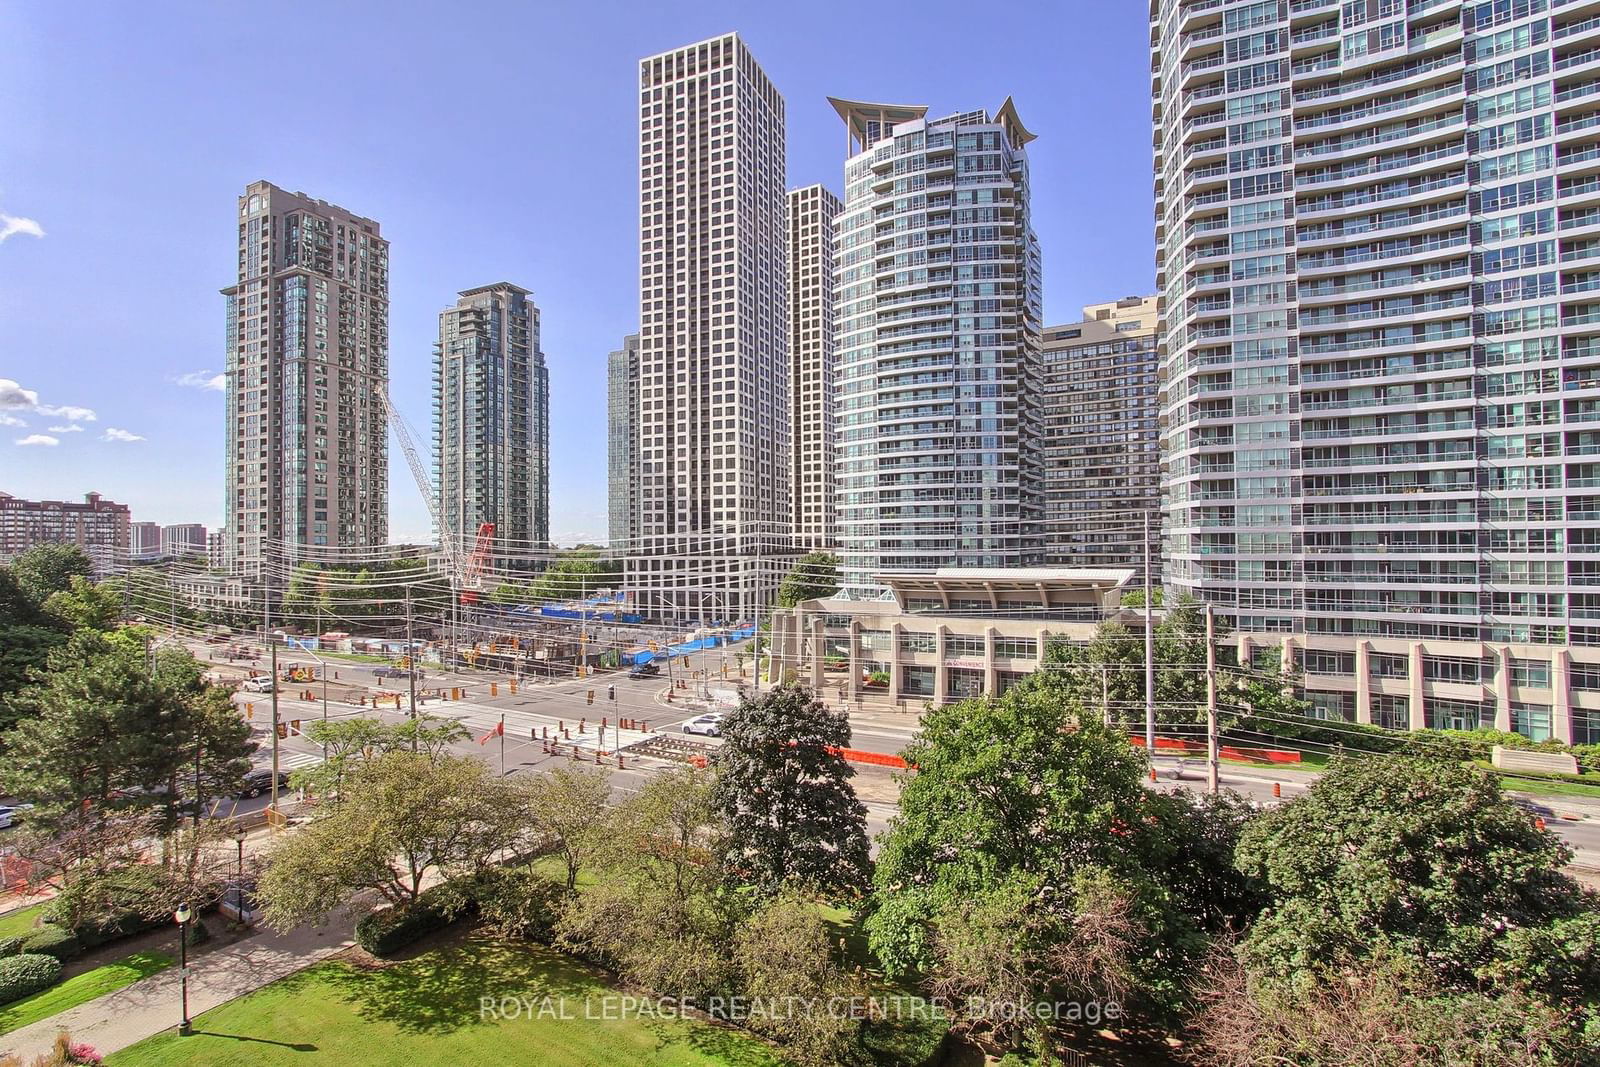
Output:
0,1,1154,543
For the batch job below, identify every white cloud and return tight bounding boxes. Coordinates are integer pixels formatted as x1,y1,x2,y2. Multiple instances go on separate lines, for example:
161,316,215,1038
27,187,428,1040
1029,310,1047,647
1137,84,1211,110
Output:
0,379,38,411
46,424,82,433
0,214,44,243
101,427,144,442
16,434,58,447
0,414,25,428
35,403,95,422
174,370,225,392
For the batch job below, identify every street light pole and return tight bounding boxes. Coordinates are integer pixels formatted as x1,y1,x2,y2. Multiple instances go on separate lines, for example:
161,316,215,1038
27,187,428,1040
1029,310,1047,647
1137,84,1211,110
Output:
1143,511,1156,757
175,903,192,1035
407,585,418,751
270,642,280,817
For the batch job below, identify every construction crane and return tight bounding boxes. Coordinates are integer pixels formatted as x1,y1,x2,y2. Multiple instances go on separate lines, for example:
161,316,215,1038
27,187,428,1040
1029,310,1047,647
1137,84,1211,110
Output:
460,522,495,605
374,385,481,602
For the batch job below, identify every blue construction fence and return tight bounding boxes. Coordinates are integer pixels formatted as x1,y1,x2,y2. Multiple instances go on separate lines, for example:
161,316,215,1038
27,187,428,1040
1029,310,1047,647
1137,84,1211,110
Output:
625,624,757,666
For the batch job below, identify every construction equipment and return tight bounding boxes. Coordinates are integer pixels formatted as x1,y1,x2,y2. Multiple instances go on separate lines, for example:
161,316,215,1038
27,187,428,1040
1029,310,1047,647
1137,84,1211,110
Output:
459,522,495,605
374,385,490,606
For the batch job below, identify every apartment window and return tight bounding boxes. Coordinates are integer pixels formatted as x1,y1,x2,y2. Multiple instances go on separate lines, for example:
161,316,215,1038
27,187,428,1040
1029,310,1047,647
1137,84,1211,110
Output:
994,637,1038,660
1369,652,1409,680
1304,650,1356,676
1428,699,1491,732
945,634,986,658
1510,658,1551,688
1423,655,1483,684
898,631,936,654
1511,702,1553,742
1371,694,1410,731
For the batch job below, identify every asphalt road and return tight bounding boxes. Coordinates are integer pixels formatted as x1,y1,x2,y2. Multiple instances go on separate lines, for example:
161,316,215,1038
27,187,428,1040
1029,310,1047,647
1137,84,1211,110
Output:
191,637,1600,868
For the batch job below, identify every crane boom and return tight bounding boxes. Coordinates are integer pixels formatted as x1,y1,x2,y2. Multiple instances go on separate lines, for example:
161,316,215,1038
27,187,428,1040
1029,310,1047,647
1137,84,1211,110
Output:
375,385,461,583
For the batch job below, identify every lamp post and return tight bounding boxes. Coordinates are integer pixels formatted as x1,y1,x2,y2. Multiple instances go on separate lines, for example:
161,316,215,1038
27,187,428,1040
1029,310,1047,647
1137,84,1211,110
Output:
174,903,192,1035
233,829,247,923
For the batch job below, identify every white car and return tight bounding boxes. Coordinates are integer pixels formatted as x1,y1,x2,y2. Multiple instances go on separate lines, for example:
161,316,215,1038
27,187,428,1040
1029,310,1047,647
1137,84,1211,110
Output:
0,805,32,830
682,714,725,737
240,677,275,694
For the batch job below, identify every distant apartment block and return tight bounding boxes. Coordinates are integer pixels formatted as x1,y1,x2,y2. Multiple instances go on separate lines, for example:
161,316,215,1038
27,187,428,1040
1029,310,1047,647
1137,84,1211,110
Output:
608,333,640,550
1041,295,1159,571
434,283,549,565
788,184,842,550
161,523,207,559
832,98,1043,593
130,521,162,561
223,181,389,577
0,491,130,574
628,34,792,622
207,528,227,571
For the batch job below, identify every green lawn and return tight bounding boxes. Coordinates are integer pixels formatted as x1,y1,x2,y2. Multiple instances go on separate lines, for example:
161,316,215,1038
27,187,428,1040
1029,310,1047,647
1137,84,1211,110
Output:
107,939,786,1067
0,903,45,941
0,950,172,1035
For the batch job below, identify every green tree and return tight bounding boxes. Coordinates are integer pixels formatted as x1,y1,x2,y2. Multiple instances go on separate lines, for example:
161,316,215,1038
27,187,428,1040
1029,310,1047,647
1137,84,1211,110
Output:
1198,755,1600,1063
0,631,190,819
558,765,739,1000
733,889,867,1066
526,548,622,604
292,716,468,801
868,685,1211,1052
777,551,841,608
257,751,530,929
0,569,67,728
712,683,870,898
524,764,613,891
42,575,123,632
1234,756,1584,986
7,544,93,606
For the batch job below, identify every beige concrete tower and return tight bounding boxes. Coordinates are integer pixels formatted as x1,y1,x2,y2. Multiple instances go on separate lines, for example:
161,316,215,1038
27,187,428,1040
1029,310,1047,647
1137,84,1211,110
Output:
628,33,790,625
223,181,389,576
788,184,842,551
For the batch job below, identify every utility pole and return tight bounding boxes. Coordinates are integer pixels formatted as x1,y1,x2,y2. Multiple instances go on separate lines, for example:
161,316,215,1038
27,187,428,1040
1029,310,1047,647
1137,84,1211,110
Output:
270,641,280,817
1101,665,1110,727
1143,511,1156,756
406,585,418,751
1206,603,1219,795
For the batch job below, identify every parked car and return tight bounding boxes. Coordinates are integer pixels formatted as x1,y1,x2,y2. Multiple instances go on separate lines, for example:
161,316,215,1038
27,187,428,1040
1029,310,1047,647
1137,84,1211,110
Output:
236,769,291,799
374,666,421,680
628,662,661,679
240,676,275,694
682,713,725,737
0,804,32,830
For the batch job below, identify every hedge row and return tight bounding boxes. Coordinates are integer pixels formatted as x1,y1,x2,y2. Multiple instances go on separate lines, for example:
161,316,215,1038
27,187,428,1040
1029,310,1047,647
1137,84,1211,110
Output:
355,868,565,957
355,882,470,958
1229,715,1600,773
0,953,62,1005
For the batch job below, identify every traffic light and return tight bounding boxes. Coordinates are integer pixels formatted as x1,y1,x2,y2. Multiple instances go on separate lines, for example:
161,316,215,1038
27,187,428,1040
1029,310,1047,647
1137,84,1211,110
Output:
607,685,616,701
587,690,595,705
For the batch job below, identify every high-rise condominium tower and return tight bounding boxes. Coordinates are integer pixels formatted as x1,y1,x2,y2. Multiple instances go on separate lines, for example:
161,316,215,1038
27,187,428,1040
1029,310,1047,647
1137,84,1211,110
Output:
788,184,842,550
1041,295,1160,571
832,99,1043,594
1152,0,1600,741
629,33,789,623
608,333,641,549
434,283,549,565
223,181,389,575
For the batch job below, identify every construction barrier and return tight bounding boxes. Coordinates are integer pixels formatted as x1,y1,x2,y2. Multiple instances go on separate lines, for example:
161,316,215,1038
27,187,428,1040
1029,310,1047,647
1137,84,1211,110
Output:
1128,735,1301,764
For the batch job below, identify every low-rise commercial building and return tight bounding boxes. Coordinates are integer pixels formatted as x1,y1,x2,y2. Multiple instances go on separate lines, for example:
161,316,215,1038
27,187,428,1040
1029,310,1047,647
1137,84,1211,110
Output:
768,567,1134,706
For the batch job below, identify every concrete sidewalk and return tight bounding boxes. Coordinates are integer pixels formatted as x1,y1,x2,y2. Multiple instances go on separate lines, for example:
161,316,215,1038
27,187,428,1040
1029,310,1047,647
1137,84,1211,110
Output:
2,917,354,1062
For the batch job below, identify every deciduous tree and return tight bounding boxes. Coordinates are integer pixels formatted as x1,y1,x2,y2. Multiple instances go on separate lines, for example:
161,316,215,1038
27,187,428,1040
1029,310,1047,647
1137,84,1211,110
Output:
257,751,529,929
